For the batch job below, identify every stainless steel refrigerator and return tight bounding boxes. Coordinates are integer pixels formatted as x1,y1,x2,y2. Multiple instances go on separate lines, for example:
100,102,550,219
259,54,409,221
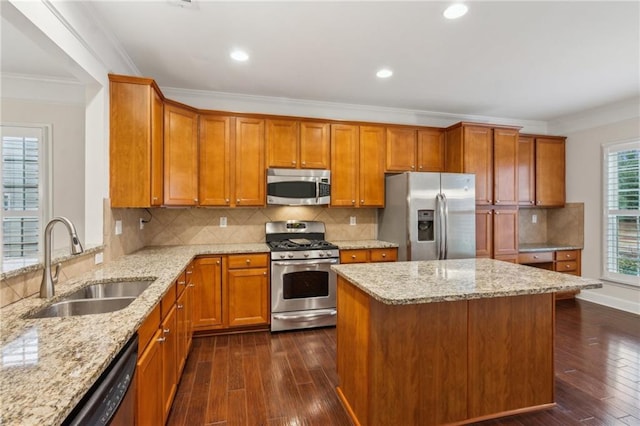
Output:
378,172,476,261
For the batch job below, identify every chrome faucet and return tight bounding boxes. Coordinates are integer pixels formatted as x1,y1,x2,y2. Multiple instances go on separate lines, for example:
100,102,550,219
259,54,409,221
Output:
40,217,84,298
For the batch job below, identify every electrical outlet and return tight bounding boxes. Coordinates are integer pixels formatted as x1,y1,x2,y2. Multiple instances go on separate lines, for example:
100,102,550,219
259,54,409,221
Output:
94,252,104,265
115,220,122,235
220,217,227,227
139,218,145,230
532,214,537,224
350,216,357,226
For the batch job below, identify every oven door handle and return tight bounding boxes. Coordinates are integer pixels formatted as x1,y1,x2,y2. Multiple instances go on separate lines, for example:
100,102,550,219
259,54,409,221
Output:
273,309,337,321
272,259,339,266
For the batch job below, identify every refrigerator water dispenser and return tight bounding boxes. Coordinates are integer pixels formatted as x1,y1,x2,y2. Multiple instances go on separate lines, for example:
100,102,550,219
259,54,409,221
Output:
417,210,434,241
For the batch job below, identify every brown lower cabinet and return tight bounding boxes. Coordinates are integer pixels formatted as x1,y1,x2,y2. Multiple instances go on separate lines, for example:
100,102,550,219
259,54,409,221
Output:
191,253,270,333
518,249,582,299
136,269,193,425
339,248,398,264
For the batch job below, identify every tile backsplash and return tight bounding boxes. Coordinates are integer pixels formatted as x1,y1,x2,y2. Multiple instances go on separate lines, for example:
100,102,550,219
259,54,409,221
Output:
519,203,584,247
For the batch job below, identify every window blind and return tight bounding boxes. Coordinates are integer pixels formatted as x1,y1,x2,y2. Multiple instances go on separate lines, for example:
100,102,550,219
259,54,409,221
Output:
0,126,46,271
603,141,640,285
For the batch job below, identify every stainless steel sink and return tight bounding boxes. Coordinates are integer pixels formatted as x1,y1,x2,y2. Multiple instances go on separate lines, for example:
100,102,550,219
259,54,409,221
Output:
28,297,137,319
26,280,153,319
64,280,153,300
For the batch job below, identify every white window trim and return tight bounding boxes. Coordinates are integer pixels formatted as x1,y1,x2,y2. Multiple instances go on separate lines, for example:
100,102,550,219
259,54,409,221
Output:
601,138,640,287
0,123,52,271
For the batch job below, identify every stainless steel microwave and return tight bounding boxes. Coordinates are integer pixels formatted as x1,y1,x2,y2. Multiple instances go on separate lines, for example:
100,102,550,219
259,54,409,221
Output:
266,168,331,206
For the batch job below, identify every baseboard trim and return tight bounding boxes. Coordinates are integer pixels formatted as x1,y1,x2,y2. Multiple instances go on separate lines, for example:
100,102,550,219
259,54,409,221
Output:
576,292,640,315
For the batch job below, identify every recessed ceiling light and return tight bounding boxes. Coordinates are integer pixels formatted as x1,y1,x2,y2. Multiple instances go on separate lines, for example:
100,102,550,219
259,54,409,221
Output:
443,4,468,19
376,68,393,78
230,50,249,62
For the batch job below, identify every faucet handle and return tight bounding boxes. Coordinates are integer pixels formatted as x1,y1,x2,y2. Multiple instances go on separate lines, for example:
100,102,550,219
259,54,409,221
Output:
52,264,61,284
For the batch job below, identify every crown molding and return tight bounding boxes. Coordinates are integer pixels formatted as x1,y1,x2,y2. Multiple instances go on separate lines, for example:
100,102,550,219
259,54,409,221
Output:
548,96,640,135
162,86,549,134
1,73,85,105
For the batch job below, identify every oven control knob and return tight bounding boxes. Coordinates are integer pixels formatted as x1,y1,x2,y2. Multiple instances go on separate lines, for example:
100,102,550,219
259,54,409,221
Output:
319,252,325,257
304,253,310,258
279,254,285,259
326,251,333,257
287,253,294,258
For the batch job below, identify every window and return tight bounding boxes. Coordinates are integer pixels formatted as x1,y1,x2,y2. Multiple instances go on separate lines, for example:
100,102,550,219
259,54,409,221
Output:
0,125,50,272
603,140,640,286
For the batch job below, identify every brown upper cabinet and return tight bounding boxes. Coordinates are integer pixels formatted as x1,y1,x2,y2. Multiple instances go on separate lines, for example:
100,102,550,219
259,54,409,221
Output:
331,124,385,207
198,115,266,207
266,119,330,169
445,123,520,206
518,134,566,207
163,101,199,206
109,74,164,207
385,127,445,172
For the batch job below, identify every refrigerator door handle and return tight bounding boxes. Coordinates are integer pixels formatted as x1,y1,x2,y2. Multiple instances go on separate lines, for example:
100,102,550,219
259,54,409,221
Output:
442,193,449,259
436,193,444,259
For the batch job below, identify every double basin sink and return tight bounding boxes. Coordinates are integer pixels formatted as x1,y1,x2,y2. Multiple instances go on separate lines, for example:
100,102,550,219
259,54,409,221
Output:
28,280,153,319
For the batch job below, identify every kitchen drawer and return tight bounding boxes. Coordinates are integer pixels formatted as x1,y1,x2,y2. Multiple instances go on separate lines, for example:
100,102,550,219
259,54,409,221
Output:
176,270,188,296
555,261,578,273
340,249,369,264
518,251,554,264
370,248,398,262
138,304,161,356
227,253,269,269
161,282,177,319
555,250,579,261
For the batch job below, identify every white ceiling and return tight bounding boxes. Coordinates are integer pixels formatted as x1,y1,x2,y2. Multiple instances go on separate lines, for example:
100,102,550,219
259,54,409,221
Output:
4,1,640,122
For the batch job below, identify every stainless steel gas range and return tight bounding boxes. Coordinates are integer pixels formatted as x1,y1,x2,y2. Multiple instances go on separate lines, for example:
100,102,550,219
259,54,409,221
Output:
266,221,339,332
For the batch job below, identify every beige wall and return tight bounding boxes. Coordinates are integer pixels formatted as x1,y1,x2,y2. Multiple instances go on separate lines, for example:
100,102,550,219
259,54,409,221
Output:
1,97,86,250
561,116,640,313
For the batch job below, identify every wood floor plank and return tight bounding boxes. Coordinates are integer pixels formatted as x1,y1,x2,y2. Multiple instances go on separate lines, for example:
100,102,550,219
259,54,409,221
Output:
168,299,640,426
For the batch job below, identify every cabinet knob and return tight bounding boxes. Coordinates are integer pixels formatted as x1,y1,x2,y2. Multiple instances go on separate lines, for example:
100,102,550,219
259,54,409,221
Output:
292,160,296,165
177,304,184,309
566,254,571,258
565,264,571,268
496,199,500,203
263,272,267,276
411,165,415,169
216,260,220,265
495,211,500,215
530,200,534,205
302,161,306,166
419,166,423,170
351,255,356,259
537,201,541,205
225,198,230,204
153,197,158,201
157,337,166,343
188,283,195,287
186,270,193,275
237,199,240,203
361,199,364,204
245,259,251,264
194,198,198,202
352,200,356,205
382,253,386,258
178,281,186,286
533,255,539,259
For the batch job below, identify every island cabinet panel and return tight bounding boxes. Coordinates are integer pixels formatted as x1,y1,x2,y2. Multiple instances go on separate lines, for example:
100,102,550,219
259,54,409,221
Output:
468,294,555,418
368,298,468,425
336,277,371,426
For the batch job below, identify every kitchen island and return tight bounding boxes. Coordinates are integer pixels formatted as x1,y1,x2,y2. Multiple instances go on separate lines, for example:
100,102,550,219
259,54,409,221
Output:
332,258,601,426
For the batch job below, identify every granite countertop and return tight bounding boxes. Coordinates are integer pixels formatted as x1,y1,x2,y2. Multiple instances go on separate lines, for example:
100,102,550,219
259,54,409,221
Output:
1,245,105,280
331,240,398,250
332,258,602,305
519,243,583,253
0,243,268,426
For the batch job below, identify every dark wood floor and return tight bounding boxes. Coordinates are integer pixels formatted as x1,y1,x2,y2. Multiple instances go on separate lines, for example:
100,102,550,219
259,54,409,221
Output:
167,299,640,426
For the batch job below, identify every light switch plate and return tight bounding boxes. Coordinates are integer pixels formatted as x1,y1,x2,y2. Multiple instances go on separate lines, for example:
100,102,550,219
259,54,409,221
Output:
220,217,227,227
350,216,357,226
115,220,122,235
532,214,537,224
94,252,104,265
139,218,145,230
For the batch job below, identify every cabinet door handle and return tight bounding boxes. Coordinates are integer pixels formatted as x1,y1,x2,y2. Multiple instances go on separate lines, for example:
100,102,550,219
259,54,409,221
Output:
186,270,193,275
164,328,170,335
177,304,184,309
188,283,195,287
157,337,166,343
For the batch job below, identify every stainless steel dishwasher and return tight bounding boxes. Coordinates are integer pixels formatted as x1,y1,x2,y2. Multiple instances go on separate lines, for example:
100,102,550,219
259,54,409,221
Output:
62,334,138,426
